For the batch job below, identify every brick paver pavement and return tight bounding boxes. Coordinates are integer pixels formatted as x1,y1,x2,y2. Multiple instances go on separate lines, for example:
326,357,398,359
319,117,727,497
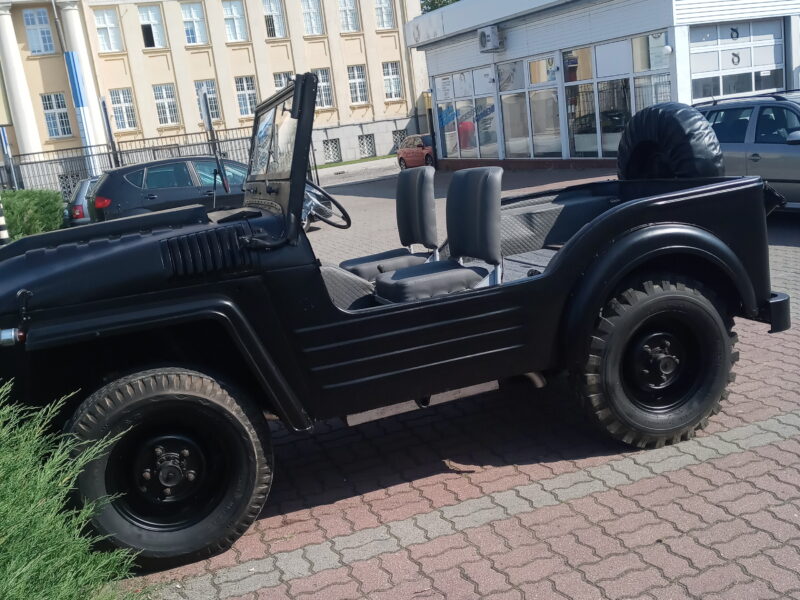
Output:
140,179,800,600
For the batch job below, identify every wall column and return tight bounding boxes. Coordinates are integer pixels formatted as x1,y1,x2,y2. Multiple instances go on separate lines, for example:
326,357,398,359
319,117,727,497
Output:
0,2,43,155
57,0,107,147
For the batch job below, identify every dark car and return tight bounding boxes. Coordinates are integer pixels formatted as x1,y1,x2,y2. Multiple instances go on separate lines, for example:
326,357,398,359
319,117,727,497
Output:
91,157,248,220
0,75,789,568
397,134,434,169
696,92,800,212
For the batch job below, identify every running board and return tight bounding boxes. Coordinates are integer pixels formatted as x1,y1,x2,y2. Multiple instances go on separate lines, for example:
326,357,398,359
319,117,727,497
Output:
345,381,499,427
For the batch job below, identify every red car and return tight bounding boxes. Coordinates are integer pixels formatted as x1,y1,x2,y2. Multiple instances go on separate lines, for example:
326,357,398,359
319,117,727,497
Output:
397,134,435,169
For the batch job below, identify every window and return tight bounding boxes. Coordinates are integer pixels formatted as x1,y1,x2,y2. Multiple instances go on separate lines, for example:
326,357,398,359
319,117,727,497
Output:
501,93,530,158
223,0,248,42
437,102,457,157
110,88,137,130
339,0,359,32
41,93,71,138
383,61,402,100
348,65,368,104
705,107,753,143
235,76,258,115
323,138,342,163
23,9,55,55
144,163,193,189
562,47,593,82
152,83,179,125
302,0,323,35
529,57,557,85
374,0,394,29
193,160,247,186
125,169,144,188
755,106,800,144
475,96,498,158
634,73,672,111
195,80,221,121
273,72,292,90
138,5,166,48
456,100,477,158
181,3,208,45
565,83,597,157
529,88,561,157
597,79,631,158
94,9,122,53
497,61,524,92
392,128,407,147
263,0,286,38
358,134,375,158
632,32,669,72
313,68,333,107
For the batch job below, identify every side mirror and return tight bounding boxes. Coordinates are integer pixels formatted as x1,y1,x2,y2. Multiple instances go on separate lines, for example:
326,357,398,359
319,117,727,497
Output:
787,131,800,145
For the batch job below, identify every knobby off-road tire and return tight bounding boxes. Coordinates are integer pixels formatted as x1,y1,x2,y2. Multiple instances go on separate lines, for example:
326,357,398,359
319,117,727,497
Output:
66,368,273,569
573,276,738,448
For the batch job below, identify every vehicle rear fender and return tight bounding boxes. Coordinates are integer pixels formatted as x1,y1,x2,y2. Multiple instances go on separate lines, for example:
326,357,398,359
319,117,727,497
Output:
24,295,313,432
562,223,757,367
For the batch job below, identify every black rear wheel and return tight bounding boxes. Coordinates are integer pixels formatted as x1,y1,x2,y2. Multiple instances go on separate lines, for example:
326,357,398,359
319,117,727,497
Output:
66,368,273,568
573,275,737,448
425,154,434,167
399,158,407,169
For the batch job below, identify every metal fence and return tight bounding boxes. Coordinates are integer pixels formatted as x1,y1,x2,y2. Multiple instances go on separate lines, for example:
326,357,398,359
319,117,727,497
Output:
0,127,252,201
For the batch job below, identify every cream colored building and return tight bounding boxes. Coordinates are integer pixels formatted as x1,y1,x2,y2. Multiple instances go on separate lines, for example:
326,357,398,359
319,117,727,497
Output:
0,0,428,166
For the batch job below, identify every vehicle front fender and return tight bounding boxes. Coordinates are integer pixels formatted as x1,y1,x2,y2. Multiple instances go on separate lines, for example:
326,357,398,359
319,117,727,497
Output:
24,294,313,432
563,223,757,366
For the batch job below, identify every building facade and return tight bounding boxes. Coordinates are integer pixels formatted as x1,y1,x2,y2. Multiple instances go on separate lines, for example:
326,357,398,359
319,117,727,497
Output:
0,0,427,168
407,0,800,167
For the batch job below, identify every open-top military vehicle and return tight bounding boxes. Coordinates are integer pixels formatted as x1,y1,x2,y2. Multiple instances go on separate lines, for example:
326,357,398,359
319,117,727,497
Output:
0,73,789,567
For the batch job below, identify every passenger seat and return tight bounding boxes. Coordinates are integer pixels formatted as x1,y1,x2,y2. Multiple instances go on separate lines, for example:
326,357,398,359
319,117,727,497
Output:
339,166,437,281
374,167,502,303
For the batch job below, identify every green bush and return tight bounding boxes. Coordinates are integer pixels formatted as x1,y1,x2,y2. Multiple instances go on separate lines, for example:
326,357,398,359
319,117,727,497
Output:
0,383,141,600
1,189,64,240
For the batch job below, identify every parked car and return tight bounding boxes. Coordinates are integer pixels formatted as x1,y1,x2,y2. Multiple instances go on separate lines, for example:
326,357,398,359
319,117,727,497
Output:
696,92,800,211
0,75,789,568
91,157,248,221
65,176,100,226
397,134,434,169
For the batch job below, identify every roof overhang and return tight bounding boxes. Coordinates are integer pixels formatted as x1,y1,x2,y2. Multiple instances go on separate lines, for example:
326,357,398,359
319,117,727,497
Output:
405,0,575,48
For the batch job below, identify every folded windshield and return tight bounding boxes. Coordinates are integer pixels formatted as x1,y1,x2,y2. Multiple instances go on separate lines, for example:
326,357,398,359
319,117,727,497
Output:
250,96,297,180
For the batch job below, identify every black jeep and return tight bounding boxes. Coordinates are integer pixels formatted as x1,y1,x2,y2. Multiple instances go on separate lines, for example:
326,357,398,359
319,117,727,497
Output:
0,74,790,567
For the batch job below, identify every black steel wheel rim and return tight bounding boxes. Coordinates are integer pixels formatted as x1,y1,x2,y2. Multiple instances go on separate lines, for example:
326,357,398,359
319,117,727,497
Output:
106,400,246,532
620,314,707,413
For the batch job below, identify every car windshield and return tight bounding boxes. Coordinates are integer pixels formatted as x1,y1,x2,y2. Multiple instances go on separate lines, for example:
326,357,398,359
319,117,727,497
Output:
249,96,297,180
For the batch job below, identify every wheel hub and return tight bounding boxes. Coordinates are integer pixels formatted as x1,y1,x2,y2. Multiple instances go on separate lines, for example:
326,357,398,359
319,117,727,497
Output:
632,332,684,391
135,436,203,503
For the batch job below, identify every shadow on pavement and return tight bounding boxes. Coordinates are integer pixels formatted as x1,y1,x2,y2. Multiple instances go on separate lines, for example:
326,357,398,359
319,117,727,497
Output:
260,376,628,519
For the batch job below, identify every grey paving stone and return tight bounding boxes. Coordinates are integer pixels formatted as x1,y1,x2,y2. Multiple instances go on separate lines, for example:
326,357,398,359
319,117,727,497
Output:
492,489,534,515
332,525,391,551
631,446,683,466
340,538,400,563
414,511,456,539
647,454,699,474
303,541,343,572
219,570,282,599
541,470,595,492
274,549,311,580
515,482,559,507
757,420,800,438
589,464,633,487
173,575,217,600
677,440,723,462
607,458,653,482
388,517,428,546
441,497,496,520
694,436,743,456
553,479,608,501
214,557,275,585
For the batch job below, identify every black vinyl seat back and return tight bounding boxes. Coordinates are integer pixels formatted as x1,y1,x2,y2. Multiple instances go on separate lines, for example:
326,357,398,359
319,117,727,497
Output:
446,167,503,265
396,166,437,249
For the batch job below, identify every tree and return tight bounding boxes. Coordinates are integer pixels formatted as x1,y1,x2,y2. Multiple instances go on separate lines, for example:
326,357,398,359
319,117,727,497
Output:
421,0,460,12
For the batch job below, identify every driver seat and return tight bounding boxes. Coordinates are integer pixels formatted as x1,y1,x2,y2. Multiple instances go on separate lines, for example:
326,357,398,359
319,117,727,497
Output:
339,166,437,281
374,167,502,303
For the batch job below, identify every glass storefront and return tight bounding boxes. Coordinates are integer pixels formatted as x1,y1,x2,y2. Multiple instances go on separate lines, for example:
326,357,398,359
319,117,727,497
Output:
529,89,561,157
597,79,631,158
565,83,597,157
475,96,499,157
501,93,530,158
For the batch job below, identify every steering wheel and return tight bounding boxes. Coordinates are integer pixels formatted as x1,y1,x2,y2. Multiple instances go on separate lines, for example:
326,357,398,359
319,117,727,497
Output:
304,181,352,229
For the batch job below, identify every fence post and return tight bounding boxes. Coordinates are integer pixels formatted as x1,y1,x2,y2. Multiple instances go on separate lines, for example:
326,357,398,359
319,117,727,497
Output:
0,194,9,246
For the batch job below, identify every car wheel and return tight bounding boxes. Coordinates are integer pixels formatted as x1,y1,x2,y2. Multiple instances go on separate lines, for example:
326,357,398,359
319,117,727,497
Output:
572,275,737,448
66,367,273,569
399,158,407,170
425,154,434,167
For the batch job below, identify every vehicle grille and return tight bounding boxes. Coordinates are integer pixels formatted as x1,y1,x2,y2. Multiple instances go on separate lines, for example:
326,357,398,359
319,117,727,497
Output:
161,225,251,278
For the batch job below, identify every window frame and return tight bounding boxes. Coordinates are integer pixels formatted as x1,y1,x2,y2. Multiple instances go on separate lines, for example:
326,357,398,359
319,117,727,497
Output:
273,71,293,91
23,8,56,55
181,2,209,45
152,83,180,125
382,61,402,100
144,162,193,190
138,5,167,49
348,64,369,104
94,7,123,53
195,79,221,121
301,0,324,36
235,75,258,116
222,0,249,43
338,0,360,33
313,68,334,108
263,0,287,38
374,0,395,30
109,87,138,130
41,92,72,138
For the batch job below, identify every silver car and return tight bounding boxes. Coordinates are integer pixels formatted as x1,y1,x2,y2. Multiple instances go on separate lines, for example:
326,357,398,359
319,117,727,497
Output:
65,176,100,226
696,92,800,212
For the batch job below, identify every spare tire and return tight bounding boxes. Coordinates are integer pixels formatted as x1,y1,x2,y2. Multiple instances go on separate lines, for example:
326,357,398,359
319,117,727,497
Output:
617,102,724,180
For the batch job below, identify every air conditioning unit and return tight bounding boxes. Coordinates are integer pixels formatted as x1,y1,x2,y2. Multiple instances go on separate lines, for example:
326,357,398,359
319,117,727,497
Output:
478,25,503,53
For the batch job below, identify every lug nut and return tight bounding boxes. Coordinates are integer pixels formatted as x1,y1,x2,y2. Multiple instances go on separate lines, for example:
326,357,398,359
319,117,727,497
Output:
187,470,197,482
164,487,172,496
142,469,152,480
154,446,164,457
181,449,190,457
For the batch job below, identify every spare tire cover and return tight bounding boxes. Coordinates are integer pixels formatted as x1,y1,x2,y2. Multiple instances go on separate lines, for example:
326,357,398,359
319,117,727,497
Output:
617,102,724,180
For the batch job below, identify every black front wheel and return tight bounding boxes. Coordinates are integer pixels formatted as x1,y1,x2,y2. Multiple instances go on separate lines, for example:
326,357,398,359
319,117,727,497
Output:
66,368,273,568
573,275,737,448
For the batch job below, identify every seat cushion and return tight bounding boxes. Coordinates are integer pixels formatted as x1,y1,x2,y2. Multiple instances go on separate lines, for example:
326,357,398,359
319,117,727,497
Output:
375,260,488,303
339,247,429,281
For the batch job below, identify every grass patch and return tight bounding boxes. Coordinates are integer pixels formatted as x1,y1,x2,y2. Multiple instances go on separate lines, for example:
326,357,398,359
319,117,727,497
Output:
1,189,64,240
0,383,141,600
318,154,396,169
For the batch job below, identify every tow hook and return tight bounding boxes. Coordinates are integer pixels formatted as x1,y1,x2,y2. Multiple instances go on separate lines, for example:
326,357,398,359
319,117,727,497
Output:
0,328,24,346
